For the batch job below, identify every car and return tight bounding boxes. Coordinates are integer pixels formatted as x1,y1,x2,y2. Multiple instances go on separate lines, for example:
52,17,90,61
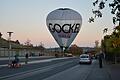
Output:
64,53,73,57
67,53,73,57
79,54,92,64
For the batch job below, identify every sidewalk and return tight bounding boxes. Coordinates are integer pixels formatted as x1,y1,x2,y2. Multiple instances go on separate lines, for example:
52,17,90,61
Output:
87,60,120,80
105,63,120,80
0,56,55,67
0,57,75,68
0,56,54,60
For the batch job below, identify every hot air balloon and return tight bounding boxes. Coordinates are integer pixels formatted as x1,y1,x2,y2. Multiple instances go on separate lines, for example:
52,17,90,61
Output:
46,8,82,51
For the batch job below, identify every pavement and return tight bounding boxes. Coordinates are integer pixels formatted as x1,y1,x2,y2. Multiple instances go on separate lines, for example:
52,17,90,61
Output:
105,63,120,80
0,56,54,60
86,60,120,80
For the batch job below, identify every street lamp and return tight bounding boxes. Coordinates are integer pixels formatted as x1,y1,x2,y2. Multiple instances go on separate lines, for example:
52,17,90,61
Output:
7,32,13,64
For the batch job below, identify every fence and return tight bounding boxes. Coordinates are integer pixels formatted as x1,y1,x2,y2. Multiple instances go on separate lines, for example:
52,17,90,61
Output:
0,48,57,57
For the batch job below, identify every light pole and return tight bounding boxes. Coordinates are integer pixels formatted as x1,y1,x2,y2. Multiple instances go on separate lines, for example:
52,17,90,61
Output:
7,32,13,64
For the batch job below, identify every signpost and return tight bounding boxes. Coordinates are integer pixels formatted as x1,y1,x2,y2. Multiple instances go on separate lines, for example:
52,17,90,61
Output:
7,32,13,64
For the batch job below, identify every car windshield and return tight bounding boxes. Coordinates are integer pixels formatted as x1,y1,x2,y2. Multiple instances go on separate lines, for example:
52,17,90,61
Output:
80,56,89,58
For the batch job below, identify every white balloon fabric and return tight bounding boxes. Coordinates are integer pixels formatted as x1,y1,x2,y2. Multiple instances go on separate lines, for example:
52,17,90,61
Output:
46,8,82,49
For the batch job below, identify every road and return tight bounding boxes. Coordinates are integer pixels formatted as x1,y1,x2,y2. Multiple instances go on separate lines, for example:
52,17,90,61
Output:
0,56,55,65
0,57,111,80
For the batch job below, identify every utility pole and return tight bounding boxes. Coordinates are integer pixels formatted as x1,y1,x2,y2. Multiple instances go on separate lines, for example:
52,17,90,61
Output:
7,32,13,64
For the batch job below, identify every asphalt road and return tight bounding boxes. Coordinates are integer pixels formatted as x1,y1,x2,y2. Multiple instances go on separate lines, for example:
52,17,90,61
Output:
0,56,55,65
0,57,110,80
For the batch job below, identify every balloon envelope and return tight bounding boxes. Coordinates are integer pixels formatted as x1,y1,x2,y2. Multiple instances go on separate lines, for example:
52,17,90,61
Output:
46,8,82,48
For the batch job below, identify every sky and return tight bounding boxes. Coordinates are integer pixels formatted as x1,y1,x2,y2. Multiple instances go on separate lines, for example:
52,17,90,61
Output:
0,0,114,48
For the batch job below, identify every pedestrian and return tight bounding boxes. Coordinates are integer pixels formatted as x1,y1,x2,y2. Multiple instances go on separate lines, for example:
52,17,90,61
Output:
25,53,29,64
99,53,103,68
12,54,19,67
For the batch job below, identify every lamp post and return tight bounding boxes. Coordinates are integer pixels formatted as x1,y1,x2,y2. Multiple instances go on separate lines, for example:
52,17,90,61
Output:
7,32,13,64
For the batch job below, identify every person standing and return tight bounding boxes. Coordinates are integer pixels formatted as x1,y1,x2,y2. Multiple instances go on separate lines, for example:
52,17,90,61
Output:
99,53,103,68
25,53,29,64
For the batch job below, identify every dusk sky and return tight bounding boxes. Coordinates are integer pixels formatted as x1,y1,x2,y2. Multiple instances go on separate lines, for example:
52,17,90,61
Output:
0,0,114,48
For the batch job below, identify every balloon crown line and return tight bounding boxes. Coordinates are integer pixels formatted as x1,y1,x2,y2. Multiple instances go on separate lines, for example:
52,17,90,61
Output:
58,8,71,10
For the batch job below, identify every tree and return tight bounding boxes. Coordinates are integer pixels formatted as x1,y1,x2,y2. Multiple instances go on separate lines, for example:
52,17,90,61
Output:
103,28,108,34
101,25,120,63
38,42,45,51
69,44,83,56
89,0,120,25
24,39,33,47
95,40,101,54
0,32,2,38
15,40,20,44
89,0,120,63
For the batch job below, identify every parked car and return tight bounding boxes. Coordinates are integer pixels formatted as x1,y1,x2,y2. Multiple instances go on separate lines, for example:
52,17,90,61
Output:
67,53,73,57
79,54,92,64
64,53,73,57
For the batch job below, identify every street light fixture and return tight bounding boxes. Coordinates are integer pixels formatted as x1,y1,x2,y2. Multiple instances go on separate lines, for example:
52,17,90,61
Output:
7,32,13,64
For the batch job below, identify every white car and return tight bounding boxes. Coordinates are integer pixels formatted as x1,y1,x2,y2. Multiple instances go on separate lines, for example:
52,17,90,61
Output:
79,54,92,64
67,53,73,57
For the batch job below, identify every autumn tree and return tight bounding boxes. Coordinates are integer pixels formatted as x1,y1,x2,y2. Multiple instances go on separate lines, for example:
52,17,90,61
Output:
89,0,120,63
24,39,33,47
38,42,45,51
69,44,83,56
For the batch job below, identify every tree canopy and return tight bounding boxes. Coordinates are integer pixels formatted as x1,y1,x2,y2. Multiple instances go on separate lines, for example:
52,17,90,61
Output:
89,0,120,25
89,0,120,63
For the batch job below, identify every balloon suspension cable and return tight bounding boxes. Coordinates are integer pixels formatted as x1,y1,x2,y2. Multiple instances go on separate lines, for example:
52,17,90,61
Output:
63,47,65,57
60,46,65,57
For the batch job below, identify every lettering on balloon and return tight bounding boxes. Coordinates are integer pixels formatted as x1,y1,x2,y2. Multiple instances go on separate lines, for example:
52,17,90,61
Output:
58,31,72,38
48,23,80,33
